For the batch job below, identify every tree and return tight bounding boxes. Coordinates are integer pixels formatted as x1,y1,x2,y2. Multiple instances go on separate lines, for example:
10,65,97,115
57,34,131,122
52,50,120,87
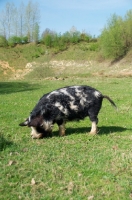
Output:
0,11,7,37
100,11,132,59
25,1,40,42
0,35,7,47
41,28,56,46
69,26,81,43
18,2,25,38
123,10,132,50
0,1,40,42
5,2,16,38
32,22,39,43
0,2,15,38
12,7,19,36
100,14,126,59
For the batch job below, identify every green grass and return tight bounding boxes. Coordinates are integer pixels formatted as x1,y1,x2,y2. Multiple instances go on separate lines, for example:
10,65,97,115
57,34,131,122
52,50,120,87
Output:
0,77,132,199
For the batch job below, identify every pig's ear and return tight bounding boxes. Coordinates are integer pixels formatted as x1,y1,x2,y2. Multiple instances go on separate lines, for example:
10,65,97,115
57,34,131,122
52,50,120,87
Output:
19,118,29,126
28,115,43,127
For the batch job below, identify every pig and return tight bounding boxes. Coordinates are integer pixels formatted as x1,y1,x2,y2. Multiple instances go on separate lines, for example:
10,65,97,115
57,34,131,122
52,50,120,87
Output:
19,85,116,138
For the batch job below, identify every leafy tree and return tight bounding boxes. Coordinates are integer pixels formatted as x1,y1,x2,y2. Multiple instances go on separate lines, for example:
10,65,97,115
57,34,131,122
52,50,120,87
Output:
100,11,132,59
100,14,125,59
41,29,56,47
123,10,132,51
61,31,71,44
44,34,53,47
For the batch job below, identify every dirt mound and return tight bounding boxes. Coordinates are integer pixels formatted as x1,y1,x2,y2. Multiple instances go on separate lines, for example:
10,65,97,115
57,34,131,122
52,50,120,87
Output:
0,60,15,75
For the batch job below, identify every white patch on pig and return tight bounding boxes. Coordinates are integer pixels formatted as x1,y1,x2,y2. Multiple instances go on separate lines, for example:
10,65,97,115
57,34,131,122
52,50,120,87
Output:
60,88,75,100
47,91,59,98
69,101,78,111
30,127,43,139
55,102,68,115
42,120,53,132
94,91,101,98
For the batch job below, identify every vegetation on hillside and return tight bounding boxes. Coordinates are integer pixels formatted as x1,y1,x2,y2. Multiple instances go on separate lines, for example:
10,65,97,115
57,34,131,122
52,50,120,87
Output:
0,1,132,65
99,10,132,60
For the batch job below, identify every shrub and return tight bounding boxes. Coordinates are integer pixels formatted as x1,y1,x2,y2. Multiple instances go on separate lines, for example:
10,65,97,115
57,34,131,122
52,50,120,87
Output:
99,14,125,59
43,34,53,47
8,36,28,47
123,10,132,51
21,36,28,44
8,37,16,47
70,32,81,44
8,36,21,47
89,42,99,51
0,35,8,47
80,33,90,42
100,11,132,59
61,32,71,44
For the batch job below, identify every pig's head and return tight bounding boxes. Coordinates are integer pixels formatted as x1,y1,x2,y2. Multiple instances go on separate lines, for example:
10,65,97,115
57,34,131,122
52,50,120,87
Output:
19,114,53,139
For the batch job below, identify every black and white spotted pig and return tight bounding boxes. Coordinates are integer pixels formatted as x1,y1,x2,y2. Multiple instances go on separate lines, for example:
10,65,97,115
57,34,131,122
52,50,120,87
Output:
19,85,116,138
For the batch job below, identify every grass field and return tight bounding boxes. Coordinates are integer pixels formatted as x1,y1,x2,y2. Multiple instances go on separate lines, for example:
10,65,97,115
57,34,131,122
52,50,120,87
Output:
0,76,132,199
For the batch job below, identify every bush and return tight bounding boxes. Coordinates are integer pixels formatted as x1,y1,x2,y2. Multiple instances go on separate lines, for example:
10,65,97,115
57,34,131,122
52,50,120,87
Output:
0,36,8,47
8,36,21,47
8,37,15,47
89,42,99,51
100,11,132,59
123,10,132,51
8,36,28,47
100,14,125,59
21,36,28,44
61,32,71,44
42,34,53,47
70,32,81,44
80,33,91,42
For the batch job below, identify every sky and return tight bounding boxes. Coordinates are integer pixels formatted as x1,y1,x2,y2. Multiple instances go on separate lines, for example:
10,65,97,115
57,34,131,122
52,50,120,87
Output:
0,0,131,37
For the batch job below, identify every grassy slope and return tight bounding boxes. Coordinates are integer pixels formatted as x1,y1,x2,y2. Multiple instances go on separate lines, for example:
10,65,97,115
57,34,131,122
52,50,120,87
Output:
0,44,132,199
0,43,46,80
0,43,132,81
0,42,100,80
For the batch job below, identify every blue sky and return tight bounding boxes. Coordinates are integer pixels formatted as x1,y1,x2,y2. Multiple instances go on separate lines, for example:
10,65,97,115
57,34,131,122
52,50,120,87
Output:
0,0,131,36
